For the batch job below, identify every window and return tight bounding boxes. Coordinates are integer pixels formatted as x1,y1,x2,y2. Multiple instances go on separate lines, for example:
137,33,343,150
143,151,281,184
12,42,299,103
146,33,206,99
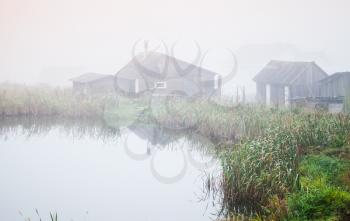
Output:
154,81,167,89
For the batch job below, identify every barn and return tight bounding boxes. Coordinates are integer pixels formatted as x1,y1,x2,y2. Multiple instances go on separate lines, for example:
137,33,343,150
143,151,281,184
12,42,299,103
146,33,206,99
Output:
70,73,114,95
253,60,328,106
115,52,221,98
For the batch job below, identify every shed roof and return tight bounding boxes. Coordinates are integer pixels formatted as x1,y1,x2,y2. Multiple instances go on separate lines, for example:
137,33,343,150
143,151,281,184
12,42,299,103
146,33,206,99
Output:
319,72,350,84
253,60,328,85
116,52,218,81
70,73,113,83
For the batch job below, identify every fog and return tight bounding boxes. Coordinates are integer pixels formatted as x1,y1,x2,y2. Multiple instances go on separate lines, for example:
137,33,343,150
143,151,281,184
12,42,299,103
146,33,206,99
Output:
1,0,350,95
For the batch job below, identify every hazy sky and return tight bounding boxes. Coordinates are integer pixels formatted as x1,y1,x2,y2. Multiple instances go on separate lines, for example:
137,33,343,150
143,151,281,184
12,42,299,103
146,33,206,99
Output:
1,0,349,92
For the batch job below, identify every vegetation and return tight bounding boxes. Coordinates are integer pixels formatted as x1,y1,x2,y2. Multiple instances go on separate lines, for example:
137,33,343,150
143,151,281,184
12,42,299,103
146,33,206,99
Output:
0,83,112,118
194,106,350,220
113,97,350,220
287,155,350,221
19,210,59,221
2,84,350,220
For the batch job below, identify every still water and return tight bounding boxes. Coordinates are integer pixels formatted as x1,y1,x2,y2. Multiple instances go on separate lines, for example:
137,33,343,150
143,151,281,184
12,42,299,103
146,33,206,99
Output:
0,118,219,221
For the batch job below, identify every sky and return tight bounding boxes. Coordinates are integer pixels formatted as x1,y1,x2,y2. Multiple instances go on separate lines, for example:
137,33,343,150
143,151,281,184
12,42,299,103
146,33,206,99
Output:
1,0,350,94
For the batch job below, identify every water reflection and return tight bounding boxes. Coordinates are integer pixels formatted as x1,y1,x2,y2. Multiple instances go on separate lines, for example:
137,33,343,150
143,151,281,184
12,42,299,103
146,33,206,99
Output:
0,117,219,221
0,116,121,141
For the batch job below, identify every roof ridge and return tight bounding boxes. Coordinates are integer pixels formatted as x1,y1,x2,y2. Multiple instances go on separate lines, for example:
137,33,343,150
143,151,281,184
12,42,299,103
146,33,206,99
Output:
270,60,315,64
126,51,220,75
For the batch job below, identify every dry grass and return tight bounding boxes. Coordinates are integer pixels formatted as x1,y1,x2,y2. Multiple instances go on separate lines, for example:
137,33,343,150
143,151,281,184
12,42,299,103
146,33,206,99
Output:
0,83,113,118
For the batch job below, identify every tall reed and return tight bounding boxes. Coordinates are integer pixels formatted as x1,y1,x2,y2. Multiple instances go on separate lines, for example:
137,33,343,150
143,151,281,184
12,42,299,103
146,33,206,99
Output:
0,83,113,118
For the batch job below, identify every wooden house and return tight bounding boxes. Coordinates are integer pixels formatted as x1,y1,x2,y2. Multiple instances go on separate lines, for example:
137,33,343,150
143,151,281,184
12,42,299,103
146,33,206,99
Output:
253,61,328,106
319,72,350,98
70,73,114,95
115,52,221,98
316,72,350,112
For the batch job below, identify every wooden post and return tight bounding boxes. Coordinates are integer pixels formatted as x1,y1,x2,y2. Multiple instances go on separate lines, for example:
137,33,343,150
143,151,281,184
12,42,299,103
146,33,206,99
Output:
266,84,271,106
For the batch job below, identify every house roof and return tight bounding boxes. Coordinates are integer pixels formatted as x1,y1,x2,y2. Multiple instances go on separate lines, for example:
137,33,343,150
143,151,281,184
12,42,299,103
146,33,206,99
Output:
319,72,350,84
70,73,113,83
116,52,219,81
253,60,328,85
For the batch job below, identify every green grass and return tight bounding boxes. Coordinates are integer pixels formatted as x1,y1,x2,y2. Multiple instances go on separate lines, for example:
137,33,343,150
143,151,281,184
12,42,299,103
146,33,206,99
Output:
287,155,350,221
287,183,350,221
195,106,350,220
299,155,350,189
2,84,350,220
103,96,148,127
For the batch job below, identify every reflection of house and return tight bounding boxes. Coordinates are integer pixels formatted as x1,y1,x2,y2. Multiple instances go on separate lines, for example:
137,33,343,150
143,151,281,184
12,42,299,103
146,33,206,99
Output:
71,73,114,95
253,61,328,106
128,124,182,146
115,52,221,97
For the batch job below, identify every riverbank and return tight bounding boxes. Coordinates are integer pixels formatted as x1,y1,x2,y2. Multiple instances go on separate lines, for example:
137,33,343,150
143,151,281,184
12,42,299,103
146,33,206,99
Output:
148,98,350,220
2,84,350,220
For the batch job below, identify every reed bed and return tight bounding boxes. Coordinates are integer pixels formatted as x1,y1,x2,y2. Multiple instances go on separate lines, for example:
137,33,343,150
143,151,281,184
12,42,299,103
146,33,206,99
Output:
148,98,281,143
0,83,111,118
3,86,350,220
145,98,350,219
201,108,350,220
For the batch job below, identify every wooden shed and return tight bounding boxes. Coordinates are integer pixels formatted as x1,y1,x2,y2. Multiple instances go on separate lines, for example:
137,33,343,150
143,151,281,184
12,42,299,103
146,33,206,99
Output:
319,72,350,98
115,52,221,98
253,61,328,106
70,73,114,95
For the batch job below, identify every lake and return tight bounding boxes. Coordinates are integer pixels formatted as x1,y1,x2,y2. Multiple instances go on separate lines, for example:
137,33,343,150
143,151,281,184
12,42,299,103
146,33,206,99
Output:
0,117,219,221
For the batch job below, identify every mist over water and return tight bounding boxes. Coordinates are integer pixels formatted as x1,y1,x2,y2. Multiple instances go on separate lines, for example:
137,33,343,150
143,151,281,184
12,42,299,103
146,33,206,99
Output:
0,118,219,221
1,1,350,220
1,0,350,97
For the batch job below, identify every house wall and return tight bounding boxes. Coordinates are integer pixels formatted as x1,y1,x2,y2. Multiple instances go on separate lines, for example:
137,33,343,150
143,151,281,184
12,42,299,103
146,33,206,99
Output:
73,76,115,95
256,83,266,104
290,84,308,98
320,75,350,97
150,77,218,97
115,78,139,95
134,76,220,97
256,83,288,106
270,84,285,107
89,77,115,94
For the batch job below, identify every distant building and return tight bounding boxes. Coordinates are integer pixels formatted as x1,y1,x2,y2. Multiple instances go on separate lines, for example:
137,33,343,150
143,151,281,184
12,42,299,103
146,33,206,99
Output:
319,72,350,98
70,73,114,95
115,52,221,98
253,60,328,106
315,72,350,113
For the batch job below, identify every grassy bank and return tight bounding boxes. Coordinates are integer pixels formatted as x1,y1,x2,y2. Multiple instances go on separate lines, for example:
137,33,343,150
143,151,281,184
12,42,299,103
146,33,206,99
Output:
0,83,111,118
124,97,350,220
197,107,350,220
2,84,350,220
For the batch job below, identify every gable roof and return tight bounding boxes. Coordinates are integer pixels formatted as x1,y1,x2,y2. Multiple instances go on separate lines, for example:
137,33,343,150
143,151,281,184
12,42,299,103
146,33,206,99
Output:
70,73,113,83
116,52,218,81
253,60,328,85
